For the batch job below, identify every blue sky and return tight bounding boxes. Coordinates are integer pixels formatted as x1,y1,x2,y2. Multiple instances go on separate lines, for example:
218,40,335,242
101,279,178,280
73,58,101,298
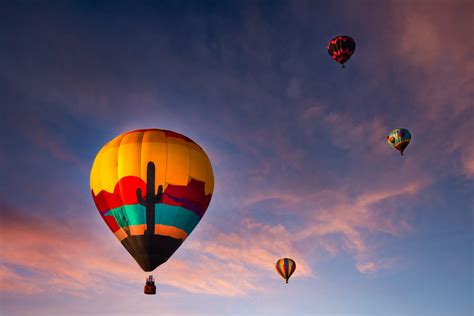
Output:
1,1,473,315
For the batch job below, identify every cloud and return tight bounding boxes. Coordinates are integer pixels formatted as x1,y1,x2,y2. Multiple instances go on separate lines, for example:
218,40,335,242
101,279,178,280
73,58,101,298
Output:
397,12,442,66
189,219,313,277
356,261,377,274
212,166,425,276
390,0,473,178
0,203,314,298
356,258,397,275
331,0,473,180
306,108,388,158
461,145,474,178
214,159,426,276
156,218,316,296
302,104,322,120
0,265,43,295
207,95,433,276
0,204,138,297
291,183,421,273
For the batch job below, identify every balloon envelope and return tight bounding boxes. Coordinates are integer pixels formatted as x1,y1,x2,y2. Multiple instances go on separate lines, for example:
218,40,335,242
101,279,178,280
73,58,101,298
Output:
386,128,412,155
90,129,214,271
275,258,296,283
327,35,356,66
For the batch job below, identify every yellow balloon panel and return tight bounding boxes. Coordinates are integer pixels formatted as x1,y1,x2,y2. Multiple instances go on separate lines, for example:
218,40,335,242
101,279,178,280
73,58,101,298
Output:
98,145,120,194
118,132,143,180
165,137,191,186
141,131,167,193
106,133,125,148
90,149,103,195
188,142,208,182
204,154,214,195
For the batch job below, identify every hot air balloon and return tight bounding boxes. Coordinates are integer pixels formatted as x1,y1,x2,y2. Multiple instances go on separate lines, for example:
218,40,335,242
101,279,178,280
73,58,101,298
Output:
275,258,296,284
90,129,214,294
386,128,412,155
327,35,356,68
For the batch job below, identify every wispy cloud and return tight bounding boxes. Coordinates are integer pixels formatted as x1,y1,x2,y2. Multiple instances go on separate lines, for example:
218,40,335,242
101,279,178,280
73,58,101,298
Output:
461,145,474,178
0,203,314,298
0,265,43,295
0,204,139,297
292,183,422,273
189,219,313,276
389,1,473,178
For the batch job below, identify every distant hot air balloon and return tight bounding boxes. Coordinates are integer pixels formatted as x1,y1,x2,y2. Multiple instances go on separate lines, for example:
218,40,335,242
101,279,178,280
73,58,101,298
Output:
386,128,412,155
275,258,296,284
327,35,356,68
90,129,214,294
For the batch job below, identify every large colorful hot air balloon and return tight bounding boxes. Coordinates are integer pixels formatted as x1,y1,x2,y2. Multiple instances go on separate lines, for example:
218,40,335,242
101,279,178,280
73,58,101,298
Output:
327,35,356,68
386,128,412,155
90,129,214,287
275,258,296,284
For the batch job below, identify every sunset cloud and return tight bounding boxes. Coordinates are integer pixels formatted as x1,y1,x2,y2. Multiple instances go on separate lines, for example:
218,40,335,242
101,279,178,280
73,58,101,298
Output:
0,203,314,298
388,1,473,180
277,181,424,273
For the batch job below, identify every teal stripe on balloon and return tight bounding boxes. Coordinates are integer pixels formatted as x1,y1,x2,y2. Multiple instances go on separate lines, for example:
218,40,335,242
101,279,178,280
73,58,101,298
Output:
105,204,200,235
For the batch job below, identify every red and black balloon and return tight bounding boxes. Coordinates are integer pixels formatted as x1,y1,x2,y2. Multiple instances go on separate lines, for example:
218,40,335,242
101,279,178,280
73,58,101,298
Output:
327,35,356,68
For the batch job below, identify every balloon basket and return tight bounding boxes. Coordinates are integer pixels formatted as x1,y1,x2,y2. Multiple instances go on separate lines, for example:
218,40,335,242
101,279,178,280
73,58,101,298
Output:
144,275,156,295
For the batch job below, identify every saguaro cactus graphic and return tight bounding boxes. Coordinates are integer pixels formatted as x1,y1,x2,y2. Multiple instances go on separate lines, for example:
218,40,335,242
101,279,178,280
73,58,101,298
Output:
136,162,163,246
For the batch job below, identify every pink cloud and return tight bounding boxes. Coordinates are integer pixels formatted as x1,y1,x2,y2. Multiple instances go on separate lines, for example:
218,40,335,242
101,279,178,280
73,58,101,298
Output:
296,182,426,273
300,104,390,164
242,190,302,207
356,261,378,274
234,177,426,275
393,1,473,71
214,168,425,276
355,257,398,275
0,265,43,295
389,1,473,178
157,254,261,296
302,104,322,120
188,220,313,279
331,1,473,180
0,208,141,297
0,204,314,298
208,101,432,275
461,146,474,178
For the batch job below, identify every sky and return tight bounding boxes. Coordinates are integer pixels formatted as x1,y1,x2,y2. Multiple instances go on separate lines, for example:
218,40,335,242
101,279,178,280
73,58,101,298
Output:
1,0,473,315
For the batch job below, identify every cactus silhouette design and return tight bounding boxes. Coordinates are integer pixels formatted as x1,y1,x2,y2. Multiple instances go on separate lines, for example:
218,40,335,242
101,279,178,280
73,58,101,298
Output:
136,162,163,248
